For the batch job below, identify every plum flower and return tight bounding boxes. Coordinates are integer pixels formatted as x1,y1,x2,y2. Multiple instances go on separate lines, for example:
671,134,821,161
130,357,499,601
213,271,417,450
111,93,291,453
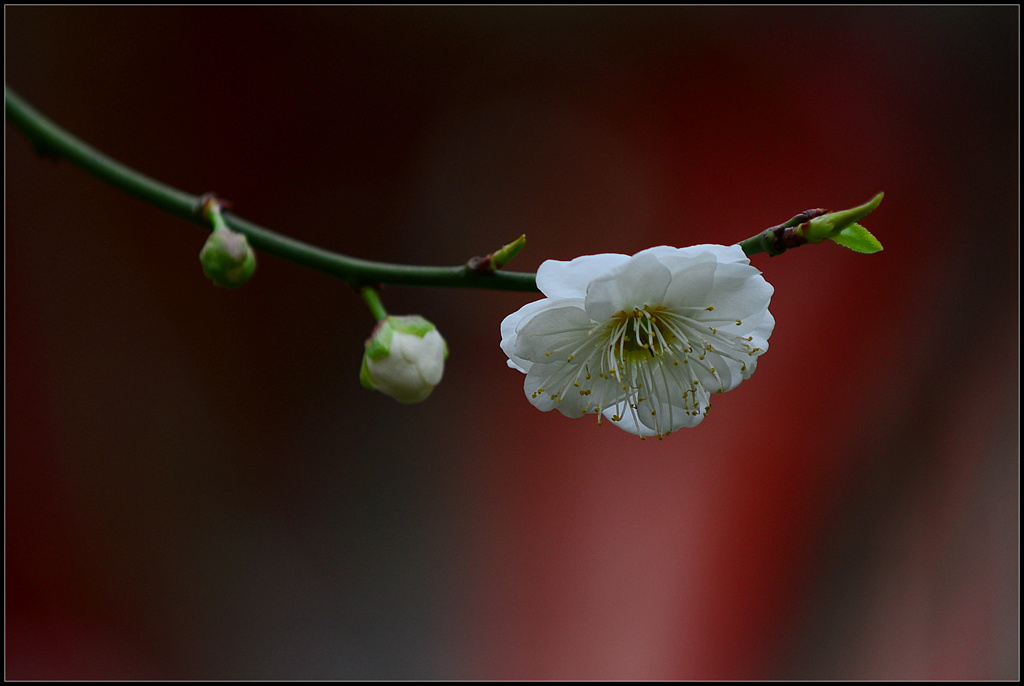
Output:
500,245,774,438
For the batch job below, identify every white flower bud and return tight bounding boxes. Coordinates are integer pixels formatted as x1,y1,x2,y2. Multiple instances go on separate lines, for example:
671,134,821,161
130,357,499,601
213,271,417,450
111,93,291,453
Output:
360,315,448,404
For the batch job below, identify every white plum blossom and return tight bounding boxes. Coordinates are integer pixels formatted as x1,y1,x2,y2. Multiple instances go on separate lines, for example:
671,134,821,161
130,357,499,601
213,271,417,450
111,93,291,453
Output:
501,245,774,438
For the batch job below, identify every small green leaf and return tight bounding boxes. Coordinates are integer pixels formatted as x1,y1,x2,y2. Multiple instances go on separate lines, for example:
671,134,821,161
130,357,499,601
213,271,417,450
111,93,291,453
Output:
829,223,884,254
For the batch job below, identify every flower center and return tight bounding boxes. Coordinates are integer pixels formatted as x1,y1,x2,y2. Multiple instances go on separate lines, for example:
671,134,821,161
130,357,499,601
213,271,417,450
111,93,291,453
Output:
610,305,675,361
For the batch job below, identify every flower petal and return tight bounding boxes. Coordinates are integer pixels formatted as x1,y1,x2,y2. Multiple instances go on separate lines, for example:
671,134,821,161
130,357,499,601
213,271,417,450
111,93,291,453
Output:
602,406,663,437
537,253,630,299
500,298,562,372
525,360,627,419
702,262,774,322
638,243,749,267
511,301,594,365
585,252,672,322
734,308,775,379
691,353,744,394
392,330,447,386
659,252,721,307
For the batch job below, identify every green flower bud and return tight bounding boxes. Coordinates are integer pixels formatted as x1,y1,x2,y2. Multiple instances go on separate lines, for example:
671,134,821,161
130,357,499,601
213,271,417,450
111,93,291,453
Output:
200,228,256,288
360,315,449,403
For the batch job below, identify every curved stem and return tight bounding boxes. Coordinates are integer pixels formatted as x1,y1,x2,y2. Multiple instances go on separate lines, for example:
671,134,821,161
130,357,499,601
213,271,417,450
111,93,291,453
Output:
4,84,540,292
7,84,841,282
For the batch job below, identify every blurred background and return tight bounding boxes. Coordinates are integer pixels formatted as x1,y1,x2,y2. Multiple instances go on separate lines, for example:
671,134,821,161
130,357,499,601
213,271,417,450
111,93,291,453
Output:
5,6,1018,679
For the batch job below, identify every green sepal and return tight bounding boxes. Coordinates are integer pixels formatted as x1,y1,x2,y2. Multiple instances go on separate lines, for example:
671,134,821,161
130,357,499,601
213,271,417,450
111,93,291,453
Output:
363,315,438,360
364,323,394,360
829,223,884,254
391,315,437,338
359,355,376,390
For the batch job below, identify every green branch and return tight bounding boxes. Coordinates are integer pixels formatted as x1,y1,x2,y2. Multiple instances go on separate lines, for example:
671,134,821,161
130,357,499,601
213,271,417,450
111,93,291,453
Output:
4,84,540,292
6,84,881,287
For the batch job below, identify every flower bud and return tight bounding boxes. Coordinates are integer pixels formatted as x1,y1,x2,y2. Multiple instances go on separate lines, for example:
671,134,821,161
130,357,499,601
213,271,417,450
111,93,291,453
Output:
200,228,256,288
359,315,448,403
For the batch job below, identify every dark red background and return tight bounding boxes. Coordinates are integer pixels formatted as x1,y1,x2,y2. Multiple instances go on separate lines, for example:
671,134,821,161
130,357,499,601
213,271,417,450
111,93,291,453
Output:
6,6,1018,679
